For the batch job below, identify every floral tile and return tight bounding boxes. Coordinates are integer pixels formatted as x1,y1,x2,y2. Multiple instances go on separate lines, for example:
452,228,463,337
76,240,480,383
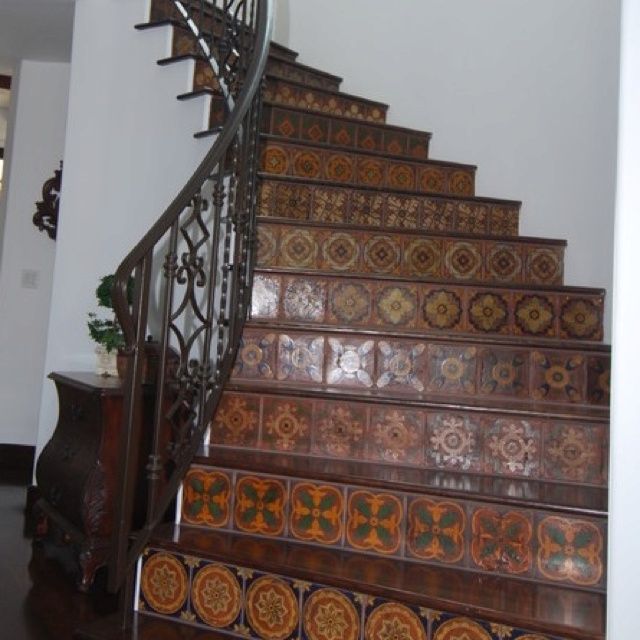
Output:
421,287,465,332
386,194,420,229
422,199,454,232
514,294,556,337
484,419,540,478
277,334,324,383
485,243,523,283
525,246,563,285
407,497,466,565
319,230,360,272
234,475,288,537
430,615,494,640
373,285,419,328
233,331,276,380
326,152,355,183
261,397,312,453
470,506,533,576
467,291,510,334
282,278,327,322
542,422,608,484
530,351,586,403
366,407,426,464
245,574,299,639
427,345,477,395
211,393,260,447
290,481,344,546
387,162,416,190
311,186,349,223
182,468,231,528
536,515,604,587
479,348,528,397
273,181,312,219
190,561,243,630
376,340,427,393
349,191,384,227
426,413,482,472
312,401,367,458
250,274,280,320
346,489,404,555
139,551,189,618
586,355,611,405
292,149,323,180
256,225,278,266
355,123,382,153
326,337,375,388
443,241,482,280
364,601,428,639
363,234,401,273
328,281,373,325
301,113,330,145
559,297,603,341
280,228,319,268
302,586,361,640
403,237,442,277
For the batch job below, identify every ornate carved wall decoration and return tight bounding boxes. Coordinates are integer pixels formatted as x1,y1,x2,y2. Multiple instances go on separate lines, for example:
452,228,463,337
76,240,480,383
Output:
33,161,62,240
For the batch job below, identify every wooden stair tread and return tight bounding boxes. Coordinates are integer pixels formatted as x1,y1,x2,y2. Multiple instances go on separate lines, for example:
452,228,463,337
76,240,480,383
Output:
146,526,606,640
225,379,609,421
194,446,607,515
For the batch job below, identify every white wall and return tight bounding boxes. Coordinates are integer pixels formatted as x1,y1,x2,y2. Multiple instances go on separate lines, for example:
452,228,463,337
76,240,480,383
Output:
274,0,620,339
0,61,70,446
608,0,640,634
35,0,211,455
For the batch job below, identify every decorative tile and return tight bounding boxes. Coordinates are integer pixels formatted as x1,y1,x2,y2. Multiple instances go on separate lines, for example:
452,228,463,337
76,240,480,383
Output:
374,285,418,327
444,242,482,280
386,195,420,229
422,288,463,330
283,278,326,321
526,247,562,285
364,235,401,273
365,602,427,640
587,356,610,405
262,397,312,453
536,516,603,586
426,413,482,471
543,422,607,484
346,490,403,555
376,341,426,392
485,419,540,477
322,232,360,271
262,145,289,174
467,292,509,334
388,163,416,190
432,617,491,640
326,153,355,183
302,587,360,640
182,469,231,527
234,332,276,379
257,225,278,266
403,238,442,277
427,345,477,395
531,352,585,403
449,170,474,196
140,552,189,615
234,476,287,536
290,481,344,545
332,121,357,148
349,192,384,227
280,228,318,268
358,158,385,187
326,337,374,388
486,244,522,282
471,507,533,575
245,575,299,639
191,563,242,629
274,182,312,219
514,295,555,337
277,334,324,383
301,114,329,144
560,297,602,340
311,186,348,224
367,408,425,464
212,394,260,447
479,349,528,397
329,281,372,324
407,497,466,564
250,275,280,319
313,401,367,458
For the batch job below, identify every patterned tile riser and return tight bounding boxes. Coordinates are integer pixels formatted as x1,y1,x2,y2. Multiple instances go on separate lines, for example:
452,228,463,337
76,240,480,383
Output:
233,326,610,407
264,78,388,123
261,142,476,197
138,547,579,638
263,106,430,160
250,273,605,343
257,223,565,286
178,466,606,589
211,392,609,487
258,180,520,236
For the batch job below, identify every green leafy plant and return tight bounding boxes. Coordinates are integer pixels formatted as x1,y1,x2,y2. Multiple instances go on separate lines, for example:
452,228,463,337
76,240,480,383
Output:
87,274,134,353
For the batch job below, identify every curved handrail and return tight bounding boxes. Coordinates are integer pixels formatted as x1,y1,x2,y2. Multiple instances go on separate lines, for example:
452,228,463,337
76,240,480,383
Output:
108,0,273,595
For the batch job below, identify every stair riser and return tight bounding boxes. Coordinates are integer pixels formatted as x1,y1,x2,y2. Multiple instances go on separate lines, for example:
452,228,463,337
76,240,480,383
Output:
263,105,431,160
261,141,476,197
265,78,388,123
212,391,608,486
251,273,606,343
259,179,521,236
178,465,606,590
138,548,596,639
257,222,565,286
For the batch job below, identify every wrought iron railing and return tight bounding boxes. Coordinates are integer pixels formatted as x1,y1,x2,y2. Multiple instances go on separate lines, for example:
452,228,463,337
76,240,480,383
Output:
108,0,272,597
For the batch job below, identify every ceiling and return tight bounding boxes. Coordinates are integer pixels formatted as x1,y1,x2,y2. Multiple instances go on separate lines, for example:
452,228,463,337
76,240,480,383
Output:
0,0,75,74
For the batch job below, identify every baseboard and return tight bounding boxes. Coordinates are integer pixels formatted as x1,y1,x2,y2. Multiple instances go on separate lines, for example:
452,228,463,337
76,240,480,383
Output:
0,444,35,485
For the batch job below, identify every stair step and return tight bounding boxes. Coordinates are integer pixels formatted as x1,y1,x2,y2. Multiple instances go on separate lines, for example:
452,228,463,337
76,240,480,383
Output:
210,387,609,486
250,270,606,343
257,220,566,287
258,175,521,236
261,137,477,198
263,102,432,160
136,530,606,639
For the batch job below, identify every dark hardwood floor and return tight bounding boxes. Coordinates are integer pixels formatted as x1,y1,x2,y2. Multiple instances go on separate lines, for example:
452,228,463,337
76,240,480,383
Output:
0,482,117,640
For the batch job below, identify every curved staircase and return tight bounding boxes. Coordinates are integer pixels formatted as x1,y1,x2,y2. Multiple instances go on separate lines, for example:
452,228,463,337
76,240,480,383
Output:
84,2,610,638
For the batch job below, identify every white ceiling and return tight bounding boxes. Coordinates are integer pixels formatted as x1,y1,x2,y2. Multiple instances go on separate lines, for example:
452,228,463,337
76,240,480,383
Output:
0,0,75,74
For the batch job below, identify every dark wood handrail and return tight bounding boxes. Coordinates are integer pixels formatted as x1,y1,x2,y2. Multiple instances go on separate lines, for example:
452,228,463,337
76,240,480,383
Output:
108,0,273,597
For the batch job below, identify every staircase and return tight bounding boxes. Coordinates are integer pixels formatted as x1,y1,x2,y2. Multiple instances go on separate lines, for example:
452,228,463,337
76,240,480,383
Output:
86,1,609,638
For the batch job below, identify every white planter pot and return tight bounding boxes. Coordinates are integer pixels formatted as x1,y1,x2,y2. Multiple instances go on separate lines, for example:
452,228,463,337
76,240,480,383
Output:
95,344,118,377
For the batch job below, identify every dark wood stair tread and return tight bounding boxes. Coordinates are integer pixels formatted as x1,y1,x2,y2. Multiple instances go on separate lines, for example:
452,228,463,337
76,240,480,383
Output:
147,526,606,640
194,446,607,515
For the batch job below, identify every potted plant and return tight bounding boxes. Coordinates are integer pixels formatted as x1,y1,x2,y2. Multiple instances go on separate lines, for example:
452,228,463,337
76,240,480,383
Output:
87,274,133,376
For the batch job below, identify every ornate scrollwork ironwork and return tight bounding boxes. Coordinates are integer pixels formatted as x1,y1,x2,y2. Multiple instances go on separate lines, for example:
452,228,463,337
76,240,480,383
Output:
33,161,62,240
